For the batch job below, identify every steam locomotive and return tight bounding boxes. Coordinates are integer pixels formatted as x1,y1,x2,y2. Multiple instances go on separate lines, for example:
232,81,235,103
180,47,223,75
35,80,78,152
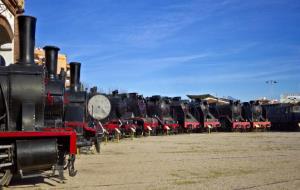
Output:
87,86,111,148
44,45,66,129
147,96,179,134
120,93,159,136
188,99,220,132
170,97,199,133
64,62,108,153
103,90,126,139
242,101,271,131
103,91,156,138
209,101,250,131
0,15,76,186
262,103,300,131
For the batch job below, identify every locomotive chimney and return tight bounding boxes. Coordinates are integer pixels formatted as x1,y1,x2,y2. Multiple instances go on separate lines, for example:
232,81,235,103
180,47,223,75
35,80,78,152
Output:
59,68,66,82
70,62,81,91
17,15,36,65
43,46,60,79
112,90,119,96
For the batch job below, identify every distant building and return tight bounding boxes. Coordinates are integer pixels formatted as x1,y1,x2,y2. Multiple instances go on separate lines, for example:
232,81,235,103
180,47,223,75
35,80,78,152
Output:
0,0,24,65
187,94,230,104
34,48,71,87
280,93,300,104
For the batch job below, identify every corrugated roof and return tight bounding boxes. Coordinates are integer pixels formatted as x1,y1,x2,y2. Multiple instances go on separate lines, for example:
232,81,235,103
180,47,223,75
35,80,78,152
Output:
187,94,230,104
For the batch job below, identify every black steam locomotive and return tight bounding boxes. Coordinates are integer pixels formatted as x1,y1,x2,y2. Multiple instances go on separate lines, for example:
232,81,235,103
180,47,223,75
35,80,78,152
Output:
119,93,157,136
0,15,76,186
188,99,220,132
262,103,300,131
209,101,250,131
87,86,111,150
102,90,127,138
44,46,65,129
64,62,104,153
242,101,271,131
147,96,179,134
170,97,199,133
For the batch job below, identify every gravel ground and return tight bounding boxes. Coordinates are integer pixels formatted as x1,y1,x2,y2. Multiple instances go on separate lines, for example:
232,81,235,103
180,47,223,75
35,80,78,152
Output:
6,132,300,190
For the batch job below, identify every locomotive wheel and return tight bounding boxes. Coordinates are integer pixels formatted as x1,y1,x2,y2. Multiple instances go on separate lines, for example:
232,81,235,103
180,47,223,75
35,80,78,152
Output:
0,169,12,187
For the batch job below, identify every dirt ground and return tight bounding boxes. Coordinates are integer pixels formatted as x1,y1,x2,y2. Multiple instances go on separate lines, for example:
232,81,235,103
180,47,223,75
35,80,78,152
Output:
6,132,300,190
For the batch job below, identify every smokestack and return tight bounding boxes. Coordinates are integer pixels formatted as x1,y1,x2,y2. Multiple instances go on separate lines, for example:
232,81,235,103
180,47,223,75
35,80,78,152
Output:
43,46,60,79
17,15,36,65
59,68,66,82
112,90,118,96
70,62,81,91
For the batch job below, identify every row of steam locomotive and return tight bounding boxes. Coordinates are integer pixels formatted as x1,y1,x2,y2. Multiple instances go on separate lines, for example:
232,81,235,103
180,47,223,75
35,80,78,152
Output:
0,15,110,186
98,94,270,139
87,89,300,141
1,14,299,187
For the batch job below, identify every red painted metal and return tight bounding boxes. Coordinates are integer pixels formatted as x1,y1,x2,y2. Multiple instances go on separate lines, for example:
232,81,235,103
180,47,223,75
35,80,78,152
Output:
252,121,271,129
122,123,137,133
203,121,221,128
46,92,54,105
0,131,77,154
184,121,200,129
165,123,180,130
103,120,121,134
64,121,96,133
232,121,251,129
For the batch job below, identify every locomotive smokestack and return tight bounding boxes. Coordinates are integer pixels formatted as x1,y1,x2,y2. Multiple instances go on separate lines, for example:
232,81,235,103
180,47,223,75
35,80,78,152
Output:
59,68,66,82
17,15,36,65
43,46,60,79
112,90,118,96
70,62,81,91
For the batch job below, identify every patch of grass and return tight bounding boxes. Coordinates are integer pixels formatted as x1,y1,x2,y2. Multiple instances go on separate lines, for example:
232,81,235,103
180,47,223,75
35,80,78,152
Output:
206,168,257,179
170,173,182,178
208,170,227,178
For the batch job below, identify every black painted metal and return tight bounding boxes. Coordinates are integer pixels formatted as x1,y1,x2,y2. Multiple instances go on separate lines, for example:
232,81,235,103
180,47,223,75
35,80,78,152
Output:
189,99,217,124
0,55,5,66
0,15,76,185
44,46,60,79
170,98,197,127
18,16,36,65
16,139,58,172
59,68,66,82
70,62,81,92
0,15,45,131
44,46,65,128
242,101,264,122
65,62,98,148
211,101,243,122
263,103,300,131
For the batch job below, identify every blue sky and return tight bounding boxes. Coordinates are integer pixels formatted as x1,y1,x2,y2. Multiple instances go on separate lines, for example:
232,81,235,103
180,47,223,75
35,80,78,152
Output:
26,0,300,101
